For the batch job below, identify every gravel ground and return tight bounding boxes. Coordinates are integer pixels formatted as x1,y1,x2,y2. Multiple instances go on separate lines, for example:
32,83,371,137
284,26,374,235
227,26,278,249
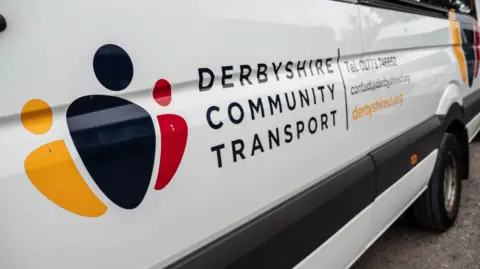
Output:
352,139,480,269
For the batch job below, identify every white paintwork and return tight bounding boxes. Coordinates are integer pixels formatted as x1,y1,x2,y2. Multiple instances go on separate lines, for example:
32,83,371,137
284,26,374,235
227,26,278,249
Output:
0,1,479,269
436,83,463,115
293,150,437,269
467,112,480,142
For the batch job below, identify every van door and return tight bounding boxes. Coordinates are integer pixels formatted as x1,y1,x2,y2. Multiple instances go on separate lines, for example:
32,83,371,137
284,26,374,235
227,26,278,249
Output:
356,0,454,235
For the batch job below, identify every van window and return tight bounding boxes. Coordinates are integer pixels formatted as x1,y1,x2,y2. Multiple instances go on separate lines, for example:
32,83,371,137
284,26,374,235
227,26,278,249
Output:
361,0,448,18
449,0,475,16
419,0,475,16
416,0,451,9
392,0,477,17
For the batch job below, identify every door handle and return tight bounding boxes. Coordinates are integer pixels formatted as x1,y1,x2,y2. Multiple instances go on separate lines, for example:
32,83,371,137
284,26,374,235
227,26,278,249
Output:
0,14,6,33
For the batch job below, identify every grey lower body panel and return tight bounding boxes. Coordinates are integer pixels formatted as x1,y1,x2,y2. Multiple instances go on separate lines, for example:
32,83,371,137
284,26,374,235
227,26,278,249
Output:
464,89,480,124
166,116,445,269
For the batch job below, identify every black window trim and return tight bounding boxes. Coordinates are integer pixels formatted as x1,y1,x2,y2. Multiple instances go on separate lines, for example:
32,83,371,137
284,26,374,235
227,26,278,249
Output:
357,0,476,19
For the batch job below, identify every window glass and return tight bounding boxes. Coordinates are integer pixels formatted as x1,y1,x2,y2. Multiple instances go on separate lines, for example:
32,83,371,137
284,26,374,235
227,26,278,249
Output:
415,0,451,9
450,0,474,15
410,0,475,16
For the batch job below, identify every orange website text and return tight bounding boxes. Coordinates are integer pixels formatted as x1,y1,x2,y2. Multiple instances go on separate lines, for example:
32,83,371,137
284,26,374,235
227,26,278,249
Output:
352,93,404,120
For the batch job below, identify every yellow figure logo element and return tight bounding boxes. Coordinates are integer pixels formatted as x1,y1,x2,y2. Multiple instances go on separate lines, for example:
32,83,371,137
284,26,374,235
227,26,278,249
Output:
21,99,107,217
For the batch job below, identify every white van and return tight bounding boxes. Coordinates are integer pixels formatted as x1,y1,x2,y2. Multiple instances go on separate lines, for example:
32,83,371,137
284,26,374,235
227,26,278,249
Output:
1,0,479,268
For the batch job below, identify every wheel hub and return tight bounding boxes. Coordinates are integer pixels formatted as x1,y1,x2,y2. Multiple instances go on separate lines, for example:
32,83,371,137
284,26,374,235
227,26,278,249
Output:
444,152,458,216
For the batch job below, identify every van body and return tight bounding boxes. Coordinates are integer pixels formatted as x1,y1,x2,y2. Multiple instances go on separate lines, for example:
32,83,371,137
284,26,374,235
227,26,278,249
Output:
1,0,479,268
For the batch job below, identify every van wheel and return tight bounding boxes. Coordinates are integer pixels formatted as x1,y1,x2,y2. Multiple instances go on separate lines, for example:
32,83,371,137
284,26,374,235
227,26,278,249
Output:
411,133,462,232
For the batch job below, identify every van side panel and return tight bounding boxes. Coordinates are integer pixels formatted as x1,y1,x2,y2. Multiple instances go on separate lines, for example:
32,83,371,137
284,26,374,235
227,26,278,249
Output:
187,3,459,269
356,4,459,237
0,1,372,269
294,5,455,260
0,1,472,269
173,156,376,269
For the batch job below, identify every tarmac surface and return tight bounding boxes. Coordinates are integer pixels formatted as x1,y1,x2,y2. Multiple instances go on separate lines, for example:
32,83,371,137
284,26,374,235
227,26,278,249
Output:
352,138,480,269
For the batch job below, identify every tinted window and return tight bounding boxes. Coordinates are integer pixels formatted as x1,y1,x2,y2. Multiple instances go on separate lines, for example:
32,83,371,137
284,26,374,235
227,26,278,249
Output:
452,0,475,15
426,0,476,16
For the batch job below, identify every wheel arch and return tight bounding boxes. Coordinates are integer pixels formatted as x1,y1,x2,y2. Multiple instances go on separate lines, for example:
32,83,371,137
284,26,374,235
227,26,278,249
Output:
442,102,469,180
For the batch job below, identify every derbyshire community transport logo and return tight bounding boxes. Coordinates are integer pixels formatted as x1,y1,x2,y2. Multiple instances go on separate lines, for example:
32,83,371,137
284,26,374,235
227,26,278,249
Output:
449,9,480,87
21,44,188,217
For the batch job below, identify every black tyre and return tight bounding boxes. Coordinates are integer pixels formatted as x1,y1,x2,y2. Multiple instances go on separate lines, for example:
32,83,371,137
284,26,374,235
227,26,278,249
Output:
411,133,462,232
397,206,417,228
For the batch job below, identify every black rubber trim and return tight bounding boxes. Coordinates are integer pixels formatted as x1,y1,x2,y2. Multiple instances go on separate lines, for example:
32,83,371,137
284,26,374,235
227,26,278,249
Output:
463,89,480,123
442,103,465,129
370,116,443,196
441,103,469,179
166,157,376,269
226,157,376,269
358,0,449,19
166,116,447,269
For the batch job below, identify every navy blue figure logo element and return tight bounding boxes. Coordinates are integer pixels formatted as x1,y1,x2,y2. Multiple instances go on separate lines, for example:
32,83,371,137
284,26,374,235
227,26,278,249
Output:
66,44,156,210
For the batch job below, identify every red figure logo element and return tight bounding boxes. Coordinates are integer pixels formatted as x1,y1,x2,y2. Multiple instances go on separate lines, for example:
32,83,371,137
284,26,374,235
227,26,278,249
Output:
153,79,188,190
